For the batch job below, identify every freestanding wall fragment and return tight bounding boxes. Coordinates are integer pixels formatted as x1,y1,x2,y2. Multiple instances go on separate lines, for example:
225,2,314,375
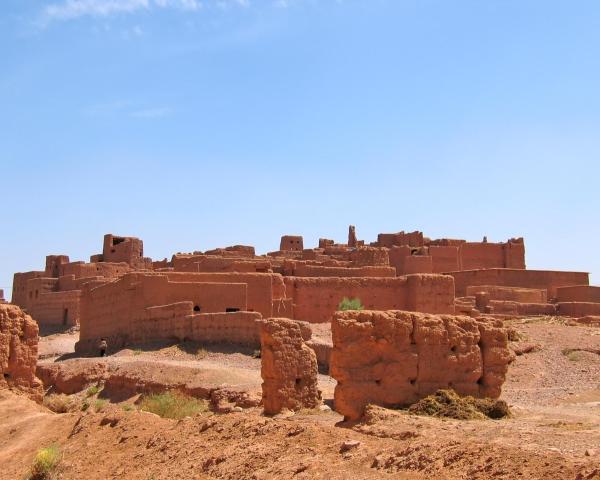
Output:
260,318,320,415
330,310,512,420
0,304,43,401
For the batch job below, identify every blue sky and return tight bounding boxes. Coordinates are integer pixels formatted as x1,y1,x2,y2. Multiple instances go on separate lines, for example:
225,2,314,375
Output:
1,0,599,298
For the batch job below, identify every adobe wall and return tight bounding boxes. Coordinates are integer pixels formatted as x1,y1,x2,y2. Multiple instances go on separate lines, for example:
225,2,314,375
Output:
376,231,424,248
27,290,81,327
330,310,512,420
558,302,600,317
172,254,271,273
429,246,460,273
459,243,505,270
450,269,589,298
556,285,600,303
77,295,263,353
465,285,547,303
350,247,389,267
163,272,285,319
283,274,454,323
45,255,70,277
487,300,557,316
77,273,248,348
59,261,130,279
260,318,320,414
101,234,150,268
280,235,304,252
403,255,433,274
204,245,256,257
11,271,45,306
292,264,396,278
0,304,43,401
458,240,525,271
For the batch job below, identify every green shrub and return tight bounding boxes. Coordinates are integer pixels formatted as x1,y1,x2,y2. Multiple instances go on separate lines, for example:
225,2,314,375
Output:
140,392,209,419
122,403,135,412
29,444,61,479
338,297,364,311
94,399,108,412
85,385,101,397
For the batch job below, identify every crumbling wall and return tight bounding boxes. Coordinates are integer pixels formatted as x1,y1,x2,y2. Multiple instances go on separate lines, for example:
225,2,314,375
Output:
76,273,249,352
284,274,455,323
556,286,600,303
450,269,589,298
292,264,396,278
280,235,304,252
466,285,547,303
164,272,285,318
429,246,460,273
350,247,389,267
0,304,43,401
27,290,81,327
330,310,512,420
100,233,151,269
558,302,600,317
260,318,320,414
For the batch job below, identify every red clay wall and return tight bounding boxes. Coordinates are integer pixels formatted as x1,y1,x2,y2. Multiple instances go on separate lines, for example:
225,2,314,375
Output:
11,271,45,307
280,236,304,252
450,269,589,298
558,302,600,317
465,285,547,303
429,246,460,273
330,310,511,420
78,273,248,347
459,243,505,270
163,272,284,318
59,261,130,279
27,290,81,327
292,264,396,278
283,274,454,323
172,255,271,273
556,286,600,303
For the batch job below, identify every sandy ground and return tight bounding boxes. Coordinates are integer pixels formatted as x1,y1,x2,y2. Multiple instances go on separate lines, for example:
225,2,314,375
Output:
1,317,599,479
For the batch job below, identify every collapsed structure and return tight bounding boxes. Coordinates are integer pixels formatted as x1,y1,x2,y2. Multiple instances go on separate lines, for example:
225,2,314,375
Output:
8,225,598,415
330,310,511,420
0,304,43,401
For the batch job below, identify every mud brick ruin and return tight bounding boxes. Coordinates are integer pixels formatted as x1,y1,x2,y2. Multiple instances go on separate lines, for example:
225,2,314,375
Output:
330,310,511,420
8,224,600,414
0,304,43,401
260,318,320,414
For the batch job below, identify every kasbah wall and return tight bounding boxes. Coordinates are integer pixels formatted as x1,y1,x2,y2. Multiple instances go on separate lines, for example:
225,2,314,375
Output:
9,225,595,356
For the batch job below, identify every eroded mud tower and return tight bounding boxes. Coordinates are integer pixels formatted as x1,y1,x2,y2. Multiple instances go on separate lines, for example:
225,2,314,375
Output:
0,304,43,401
260,318,321,414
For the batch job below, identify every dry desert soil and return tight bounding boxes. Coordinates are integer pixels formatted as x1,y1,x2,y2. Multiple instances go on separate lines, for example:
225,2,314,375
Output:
1,317,600,480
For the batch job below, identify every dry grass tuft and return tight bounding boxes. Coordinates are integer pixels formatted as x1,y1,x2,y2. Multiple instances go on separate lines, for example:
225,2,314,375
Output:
409,389,510,420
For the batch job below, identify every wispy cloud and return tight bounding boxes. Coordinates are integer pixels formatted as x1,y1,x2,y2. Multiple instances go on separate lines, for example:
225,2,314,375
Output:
42,0,208,23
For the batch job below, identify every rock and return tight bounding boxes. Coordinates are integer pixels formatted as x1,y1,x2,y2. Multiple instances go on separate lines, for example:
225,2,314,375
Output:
319,404,332,412
260,318,321,415
585,449,598,457
340,440,361,452
232,406,243,413
0,304,43,402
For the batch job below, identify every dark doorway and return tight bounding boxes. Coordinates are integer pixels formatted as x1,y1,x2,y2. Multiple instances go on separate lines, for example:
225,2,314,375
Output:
63,308,69,326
